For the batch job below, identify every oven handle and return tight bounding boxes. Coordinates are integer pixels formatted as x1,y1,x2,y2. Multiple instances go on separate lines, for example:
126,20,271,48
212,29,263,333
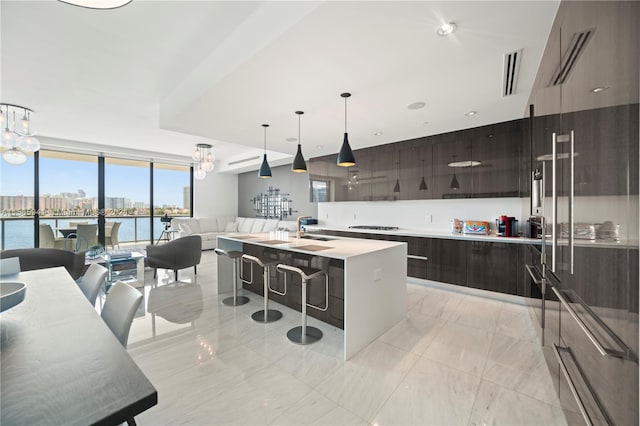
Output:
551,132,557,273
551,286,608,357
407,255,428,261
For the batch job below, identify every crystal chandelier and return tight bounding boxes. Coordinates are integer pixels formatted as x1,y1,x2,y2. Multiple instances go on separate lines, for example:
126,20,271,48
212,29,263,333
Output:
192,143,214,180
1,103,40,165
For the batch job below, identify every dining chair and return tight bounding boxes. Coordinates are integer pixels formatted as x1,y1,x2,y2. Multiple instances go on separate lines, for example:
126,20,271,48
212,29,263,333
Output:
0,257,21,276
75,224,98,251
101,281,143,348
76,263,108,306
39,224,66,249
105,221,121,249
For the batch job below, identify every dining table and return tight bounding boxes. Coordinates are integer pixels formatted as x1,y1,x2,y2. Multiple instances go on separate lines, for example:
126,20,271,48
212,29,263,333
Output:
0,267,157,425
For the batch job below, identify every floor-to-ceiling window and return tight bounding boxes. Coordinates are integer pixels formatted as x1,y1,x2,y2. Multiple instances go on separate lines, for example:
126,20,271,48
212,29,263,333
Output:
152,163,191,243
105,157,151,245
0,153,35,249
38,151,98,249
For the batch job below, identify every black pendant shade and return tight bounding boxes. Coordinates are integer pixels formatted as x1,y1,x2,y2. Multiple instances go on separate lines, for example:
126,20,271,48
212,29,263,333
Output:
450,173,460,190
291,111,307,173
258,124,272,178
337,133,356,167
337,92,356,167
393,179,400,193
292,144,307,173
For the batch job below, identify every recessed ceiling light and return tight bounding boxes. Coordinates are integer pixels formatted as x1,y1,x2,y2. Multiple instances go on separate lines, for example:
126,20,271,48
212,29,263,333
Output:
285,137,297,142
465,111,477,116
590,86,610,93
408,101,426,110
374,132,383,136
437,22,457,36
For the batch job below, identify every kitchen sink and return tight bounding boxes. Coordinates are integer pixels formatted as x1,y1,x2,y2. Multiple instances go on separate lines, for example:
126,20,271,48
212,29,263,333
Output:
299,235,335,241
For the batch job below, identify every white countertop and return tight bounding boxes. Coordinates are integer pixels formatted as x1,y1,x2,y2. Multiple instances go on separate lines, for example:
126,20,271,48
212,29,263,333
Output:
218,231,406,260
303,225,638,249
303,224,541,245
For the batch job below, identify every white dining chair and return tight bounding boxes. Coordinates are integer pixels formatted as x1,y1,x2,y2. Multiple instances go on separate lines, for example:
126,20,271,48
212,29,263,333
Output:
0,257,21,276
74,224,98,251
101,281,143,348
76,263,108,306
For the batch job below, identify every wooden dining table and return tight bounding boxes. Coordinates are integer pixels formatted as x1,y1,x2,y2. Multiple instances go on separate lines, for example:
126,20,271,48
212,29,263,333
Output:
0,267,157,425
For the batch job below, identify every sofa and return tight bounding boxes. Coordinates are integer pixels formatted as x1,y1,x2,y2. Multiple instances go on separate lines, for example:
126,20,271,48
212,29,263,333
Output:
172,217,298,250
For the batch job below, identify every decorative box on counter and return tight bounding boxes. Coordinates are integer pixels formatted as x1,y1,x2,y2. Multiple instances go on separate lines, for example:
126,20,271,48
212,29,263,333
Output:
463,220,491,235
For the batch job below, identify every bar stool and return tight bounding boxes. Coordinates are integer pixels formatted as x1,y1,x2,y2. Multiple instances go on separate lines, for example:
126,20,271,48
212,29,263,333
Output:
241,254,283,323
214,248,250,306
276,263,328,345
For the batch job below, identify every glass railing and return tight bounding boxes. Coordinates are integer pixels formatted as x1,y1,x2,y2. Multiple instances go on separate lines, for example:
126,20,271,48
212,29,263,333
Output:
0,215,189,250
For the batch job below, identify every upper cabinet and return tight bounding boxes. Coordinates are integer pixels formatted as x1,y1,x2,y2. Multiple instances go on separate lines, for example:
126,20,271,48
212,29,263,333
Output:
309,119,524,202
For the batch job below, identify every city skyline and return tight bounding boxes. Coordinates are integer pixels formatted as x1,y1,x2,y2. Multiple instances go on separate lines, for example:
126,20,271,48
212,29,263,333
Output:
0,155,190,207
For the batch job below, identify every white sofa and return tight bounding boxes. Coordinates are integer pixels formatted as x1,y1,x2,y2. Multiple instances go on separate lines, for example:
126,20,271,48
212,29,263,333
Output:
172,217,298,250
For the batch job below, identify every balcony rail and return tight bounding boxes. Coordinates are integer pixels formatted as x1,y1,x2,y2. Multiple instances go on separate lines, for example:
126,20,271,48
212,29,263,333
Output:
0,215,189,250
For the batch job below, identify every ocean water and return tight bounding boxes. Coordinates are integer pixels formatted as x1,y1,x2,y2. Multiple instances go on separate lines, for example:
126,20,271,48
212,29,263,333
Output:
1,217,174,249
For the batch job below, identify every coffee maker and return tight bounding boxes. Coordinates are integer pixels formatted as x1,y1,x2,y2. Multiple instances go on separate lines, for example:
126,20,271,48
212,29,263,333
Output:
496,215,518,237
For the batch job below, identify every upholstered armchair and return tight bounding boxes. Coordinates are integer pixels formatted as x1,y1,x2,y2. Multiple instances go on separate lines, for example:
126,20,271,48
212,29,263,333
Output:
146,235,202,279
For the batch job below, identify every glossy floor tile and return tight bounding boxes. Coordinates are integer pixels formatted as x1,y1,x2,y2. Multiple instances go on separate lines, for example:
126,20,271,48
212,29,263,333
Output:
124,250,566,425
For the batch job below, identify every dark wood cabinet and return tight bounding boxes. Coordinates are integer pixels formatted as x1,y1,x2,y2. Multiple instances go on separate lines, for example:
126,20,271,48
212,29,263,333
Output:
467,241,524,296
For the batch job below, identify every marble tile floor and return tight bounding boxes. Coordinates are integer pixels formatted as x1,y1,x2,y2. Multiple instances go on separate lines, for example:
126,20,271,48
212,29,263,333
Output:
125,250,568,425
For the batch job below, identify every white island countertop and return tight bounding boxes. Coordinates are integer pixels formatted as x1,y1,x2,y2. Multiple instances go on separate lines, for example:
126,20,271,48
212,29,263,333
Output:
219,231,406,260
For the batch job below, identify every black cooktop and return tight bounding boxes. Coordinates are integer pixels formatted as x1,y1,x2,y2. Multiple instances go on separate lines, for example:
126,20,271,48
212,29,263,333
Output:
349,225,399,231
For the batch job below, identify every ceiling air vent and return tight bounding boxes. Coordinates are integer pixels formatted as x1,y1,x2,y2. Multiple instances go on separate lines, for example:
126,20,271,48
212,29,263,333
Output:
503,49,522,96
228,156,260,166
549,29,595,86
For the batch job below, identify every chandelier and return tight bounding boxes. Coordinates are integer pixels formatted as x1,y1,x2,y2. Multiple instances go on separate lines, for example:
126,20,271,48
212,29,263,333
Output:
192,143,214,180
1,103,40,165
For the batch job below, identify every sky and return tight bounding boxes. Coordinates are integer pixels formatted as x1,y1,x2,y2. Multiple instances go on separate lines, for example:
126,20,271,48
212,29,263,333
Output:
0,156,188,207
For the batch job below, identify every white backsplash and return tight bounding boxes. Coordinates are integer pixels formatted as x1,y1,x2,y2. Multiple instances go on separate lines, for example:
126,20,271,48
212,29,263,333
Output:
318,198,526,233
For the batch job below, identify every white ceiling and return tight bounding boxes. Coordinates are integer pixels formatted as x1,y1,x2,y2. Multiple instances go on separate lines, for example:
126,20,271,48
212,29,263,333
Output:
1,0,559,174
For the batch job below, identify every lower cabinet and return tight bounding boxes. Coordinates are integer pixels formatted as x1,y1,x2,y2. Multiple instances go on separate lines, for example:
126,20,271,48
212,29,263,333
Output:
313,230,526,297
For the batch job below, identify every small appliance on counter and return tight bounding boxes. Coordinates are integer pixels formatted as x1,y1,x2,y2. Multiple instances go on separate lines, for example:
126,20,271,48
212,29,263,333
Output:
496,215,518,237
528,216,544,239
450,218,463,234
462,220,490,235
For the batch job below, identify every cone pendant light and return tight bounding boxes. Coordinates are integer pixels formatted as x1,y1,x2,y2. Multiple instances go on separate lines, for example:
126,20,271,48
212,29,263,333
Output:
337,92,356,167
291,111,307,173
258,124,272,178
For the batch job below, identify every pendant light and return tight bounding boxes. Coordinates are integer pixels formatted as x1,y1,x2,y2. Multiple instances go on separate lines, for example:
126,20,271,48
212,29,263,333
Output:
450,155,460,190
337,92,356,167
419,159,428,191
291,111,307,173
258,124,272,178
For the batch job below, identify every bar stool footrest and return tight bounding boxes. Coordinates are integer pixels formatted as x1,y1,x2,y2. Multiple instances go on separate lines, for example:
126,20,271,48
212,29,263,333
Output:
222,295,250,306
251,309,283,323
287,326,322,345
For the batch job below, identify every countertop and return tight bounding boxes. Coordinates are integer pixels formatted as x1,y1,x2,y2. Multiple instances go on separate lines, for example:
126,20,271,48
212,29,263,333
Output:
218,231,406,260
303,224,542,245
303,225,638,249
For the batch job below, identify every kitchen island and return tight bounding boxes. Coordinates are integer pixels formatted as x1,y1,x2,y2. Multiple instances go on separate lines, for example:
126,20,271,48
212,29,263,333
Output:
216,232,407,360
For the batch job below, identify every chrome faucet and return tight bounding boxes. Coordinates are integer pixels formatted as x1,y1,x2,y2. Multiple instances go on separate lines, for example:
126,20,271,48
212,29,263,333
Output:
296,215,312,239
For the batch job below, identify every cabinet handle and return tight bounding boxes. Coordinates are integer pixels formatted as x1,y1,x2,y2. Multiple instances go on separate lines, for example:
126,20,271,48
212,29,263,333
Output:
524,264,543,285
553,344,612,426
551,286,608,357
407,255,428,261
551,133,557,273
569,130,575,274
